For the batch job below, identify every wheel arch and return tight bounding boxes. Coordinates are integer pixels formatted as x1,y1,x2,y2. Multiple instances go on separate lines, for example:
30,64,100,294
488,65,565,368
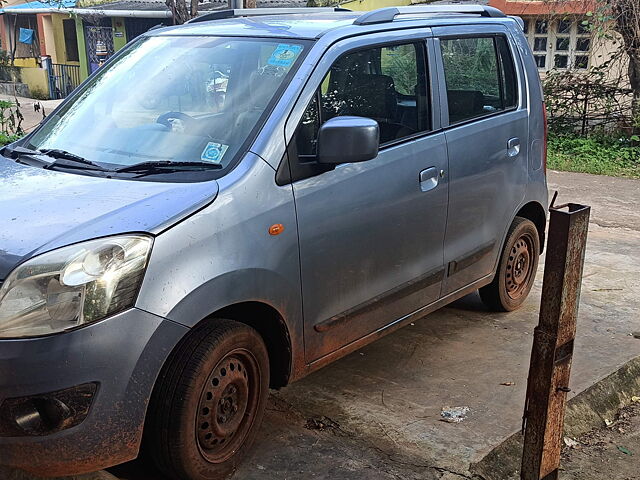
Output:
211,301,292,389
154,268,303,389
516,201,547,252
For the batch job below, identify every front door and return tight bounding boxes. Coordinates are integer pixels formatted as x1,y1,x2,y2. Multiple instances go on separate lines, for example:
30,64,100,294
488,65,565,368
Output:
434,27,529,295
286,39,449,362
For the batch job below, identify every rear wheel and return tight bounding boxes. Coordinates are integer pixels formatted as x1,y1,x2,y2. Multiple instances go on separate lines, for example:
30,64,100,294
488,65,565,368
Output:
147,319,269,480
480,217,540,312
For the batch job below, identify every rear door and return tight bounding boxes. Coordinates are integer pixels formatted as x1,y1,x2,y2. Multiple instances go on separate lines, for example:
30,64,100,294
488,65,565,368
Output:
434,25,528,295
283,33,449,363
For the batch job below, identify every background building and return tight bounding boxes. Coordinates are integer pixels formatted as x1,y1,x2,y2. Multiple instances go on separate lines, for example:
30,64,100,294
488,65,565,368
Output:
0,0,306,99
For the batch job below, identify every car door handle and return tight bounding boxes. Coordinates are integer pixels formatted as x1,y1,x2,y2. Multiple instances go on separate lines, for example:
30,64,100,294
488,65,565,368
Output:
507,137,520,157
419,167,439,192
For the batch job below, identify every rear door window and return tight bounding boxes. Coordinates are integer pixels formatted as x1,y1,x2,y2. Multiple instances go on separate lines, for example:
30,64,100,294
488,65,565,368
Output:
440,35,517,124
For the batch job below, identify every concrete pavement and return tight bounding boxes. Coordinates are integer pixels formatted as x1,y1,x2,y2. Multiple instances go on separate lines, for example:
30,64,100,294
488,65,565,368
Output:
0,95,63,133
4,170,640,479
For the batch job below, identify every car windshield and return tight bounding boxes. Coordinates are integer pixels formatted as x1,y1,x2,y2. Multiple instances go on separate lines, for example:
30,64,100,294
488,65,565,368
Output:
26,35,309,177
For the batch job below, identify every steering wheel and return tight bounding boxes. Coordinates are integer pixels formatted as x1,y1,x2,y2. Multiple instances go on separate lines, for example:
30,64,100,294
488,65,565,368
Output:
156,111,198,130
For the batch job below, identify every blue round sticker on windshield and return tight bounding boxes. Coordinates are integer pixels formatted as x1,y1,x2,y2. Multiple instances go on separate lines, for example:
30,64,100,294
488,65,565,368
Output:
201,142,229,164
268,44,303,68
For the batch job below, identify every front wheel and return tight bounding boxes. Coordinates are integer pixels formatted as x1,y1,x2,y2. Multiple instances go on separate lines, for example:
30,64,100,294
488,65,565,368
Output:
480,217,540,312
147,319,270,480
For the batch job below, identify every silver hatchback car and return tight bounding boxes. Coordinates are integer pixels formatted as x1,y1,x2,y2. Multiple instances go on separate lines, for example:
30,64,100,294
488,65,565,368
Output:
0,5,547,479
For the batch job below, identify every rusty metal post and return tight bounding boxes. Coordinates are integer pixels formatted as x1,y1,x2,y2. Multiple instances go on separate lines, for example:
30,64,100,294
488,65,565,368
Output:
521,202,591,480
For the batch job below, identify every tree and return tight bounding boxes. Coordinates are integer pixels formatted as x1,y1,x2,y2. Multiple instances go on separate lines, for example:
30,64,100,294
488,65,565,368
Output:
610,0,640,138
165,0,199,25
165,0,254,24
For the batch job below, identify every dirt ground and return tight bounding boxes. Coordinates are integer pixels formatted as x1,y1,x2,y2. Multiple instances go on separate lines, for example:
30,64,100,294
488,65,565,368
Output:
561,402,640,480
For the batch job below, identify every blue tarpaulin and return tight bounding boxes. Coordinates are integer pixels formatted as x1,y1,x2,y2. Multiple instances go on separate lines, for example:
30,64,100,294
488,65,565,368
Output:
0,0,76,13
18,28,34,45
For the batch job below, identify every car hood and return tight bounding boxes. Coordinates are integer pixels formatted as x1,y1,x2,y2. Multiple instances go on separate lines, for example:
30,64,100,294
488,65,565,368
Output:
0,157,219,279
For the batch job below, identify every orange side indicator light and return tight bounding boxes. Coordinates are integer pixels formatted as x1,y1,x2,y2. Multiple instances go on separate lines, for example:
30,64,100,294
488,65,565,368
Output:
269,223,285,236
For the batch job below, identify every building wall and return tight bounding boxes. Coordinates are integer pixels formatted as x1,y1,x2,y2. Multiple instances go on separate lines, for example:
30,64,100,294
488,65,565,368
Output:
13,57,38,67
41,14,57,61
112,17,128,52
51,13,80,65
76,17,89,80
487,1,624,80
18,65,49,95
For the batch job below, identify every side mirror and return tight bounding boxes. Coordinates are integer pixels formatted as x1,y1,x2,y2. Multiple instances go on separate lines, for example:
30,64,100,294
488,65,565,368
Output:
317,116,379,165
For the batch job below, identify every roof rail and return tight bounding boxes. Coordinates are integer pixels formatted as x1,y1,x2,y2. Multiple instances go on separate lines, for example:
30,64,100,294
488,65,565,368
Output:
187,7,352,24
353,5,505,26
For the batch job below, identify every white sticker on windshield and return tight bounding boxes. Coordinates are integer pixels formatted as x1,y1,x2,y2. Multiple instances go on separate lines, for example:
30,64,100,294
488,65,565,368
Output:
201,142,229,164
267,44,303,68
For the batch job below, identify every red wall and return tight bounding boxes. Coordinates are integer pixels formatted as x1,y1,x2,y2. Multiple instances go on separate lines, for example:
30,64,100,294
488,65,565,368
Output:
36,13,47,56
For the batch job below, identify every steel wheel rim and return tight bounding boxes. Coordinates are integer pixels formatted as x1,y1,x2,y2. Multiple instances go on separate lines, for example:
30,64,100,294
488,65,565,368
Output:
505,232,535,300
196,348,261,464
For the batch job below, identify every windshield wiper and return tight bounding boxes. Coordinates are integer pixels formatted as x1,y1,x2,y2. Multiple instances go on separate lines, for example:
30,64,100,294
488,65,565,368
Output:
2,145,112,172
2,145,51,167
116,161,223,174
39,149,111,172
2,145,41,158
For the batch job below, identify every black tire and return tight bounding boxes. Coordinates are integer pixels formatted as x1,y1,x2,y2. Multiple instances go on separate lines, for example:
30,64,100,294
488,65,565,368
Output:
146,319,270,480
480,217,540,312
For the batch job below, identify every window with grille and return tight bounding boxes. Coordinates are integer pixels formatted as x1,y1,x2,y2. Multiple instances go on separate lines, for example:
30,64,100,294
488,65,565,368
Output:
524,17,591,71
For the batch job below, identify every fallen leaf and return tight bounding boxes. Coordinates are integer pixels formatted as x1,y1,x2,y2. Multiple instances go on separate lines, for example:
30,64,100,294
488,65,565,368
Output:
631,396,640,403
500,382,515,386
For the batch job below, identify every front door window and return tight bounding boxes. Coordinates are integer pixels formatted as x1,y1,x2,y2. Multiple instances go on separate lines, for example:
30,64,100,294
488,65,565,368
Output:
295,41,430,159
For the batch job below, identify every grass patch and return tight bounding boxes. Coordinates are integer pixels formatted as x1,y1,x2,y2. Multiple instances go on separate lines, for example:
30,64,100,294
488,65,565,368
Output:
548,133,640,178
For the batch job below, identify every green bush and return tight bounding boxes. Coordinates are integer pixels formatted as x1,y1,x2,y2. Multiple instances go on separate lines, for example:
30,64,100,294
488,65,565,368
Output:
0,49,17,82
0,133,21,146
548,133,640,178
0,99,23,140
29,87,50,100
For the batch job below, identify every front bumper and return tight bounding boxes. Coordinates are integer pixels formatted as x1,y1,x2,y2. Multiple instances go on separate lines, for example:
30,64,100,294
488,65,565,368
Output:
0,307,188,477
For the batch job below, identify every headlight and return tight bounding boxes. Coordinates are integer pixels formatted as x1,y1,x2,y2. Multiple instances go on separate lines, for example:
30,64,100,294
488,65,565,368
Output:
0,235,153,338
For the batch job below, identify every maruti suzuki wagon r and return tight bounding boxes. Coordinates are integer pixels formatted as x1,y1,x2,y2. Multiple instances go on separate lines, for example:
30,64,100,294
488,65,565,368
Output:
0,5,547,479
